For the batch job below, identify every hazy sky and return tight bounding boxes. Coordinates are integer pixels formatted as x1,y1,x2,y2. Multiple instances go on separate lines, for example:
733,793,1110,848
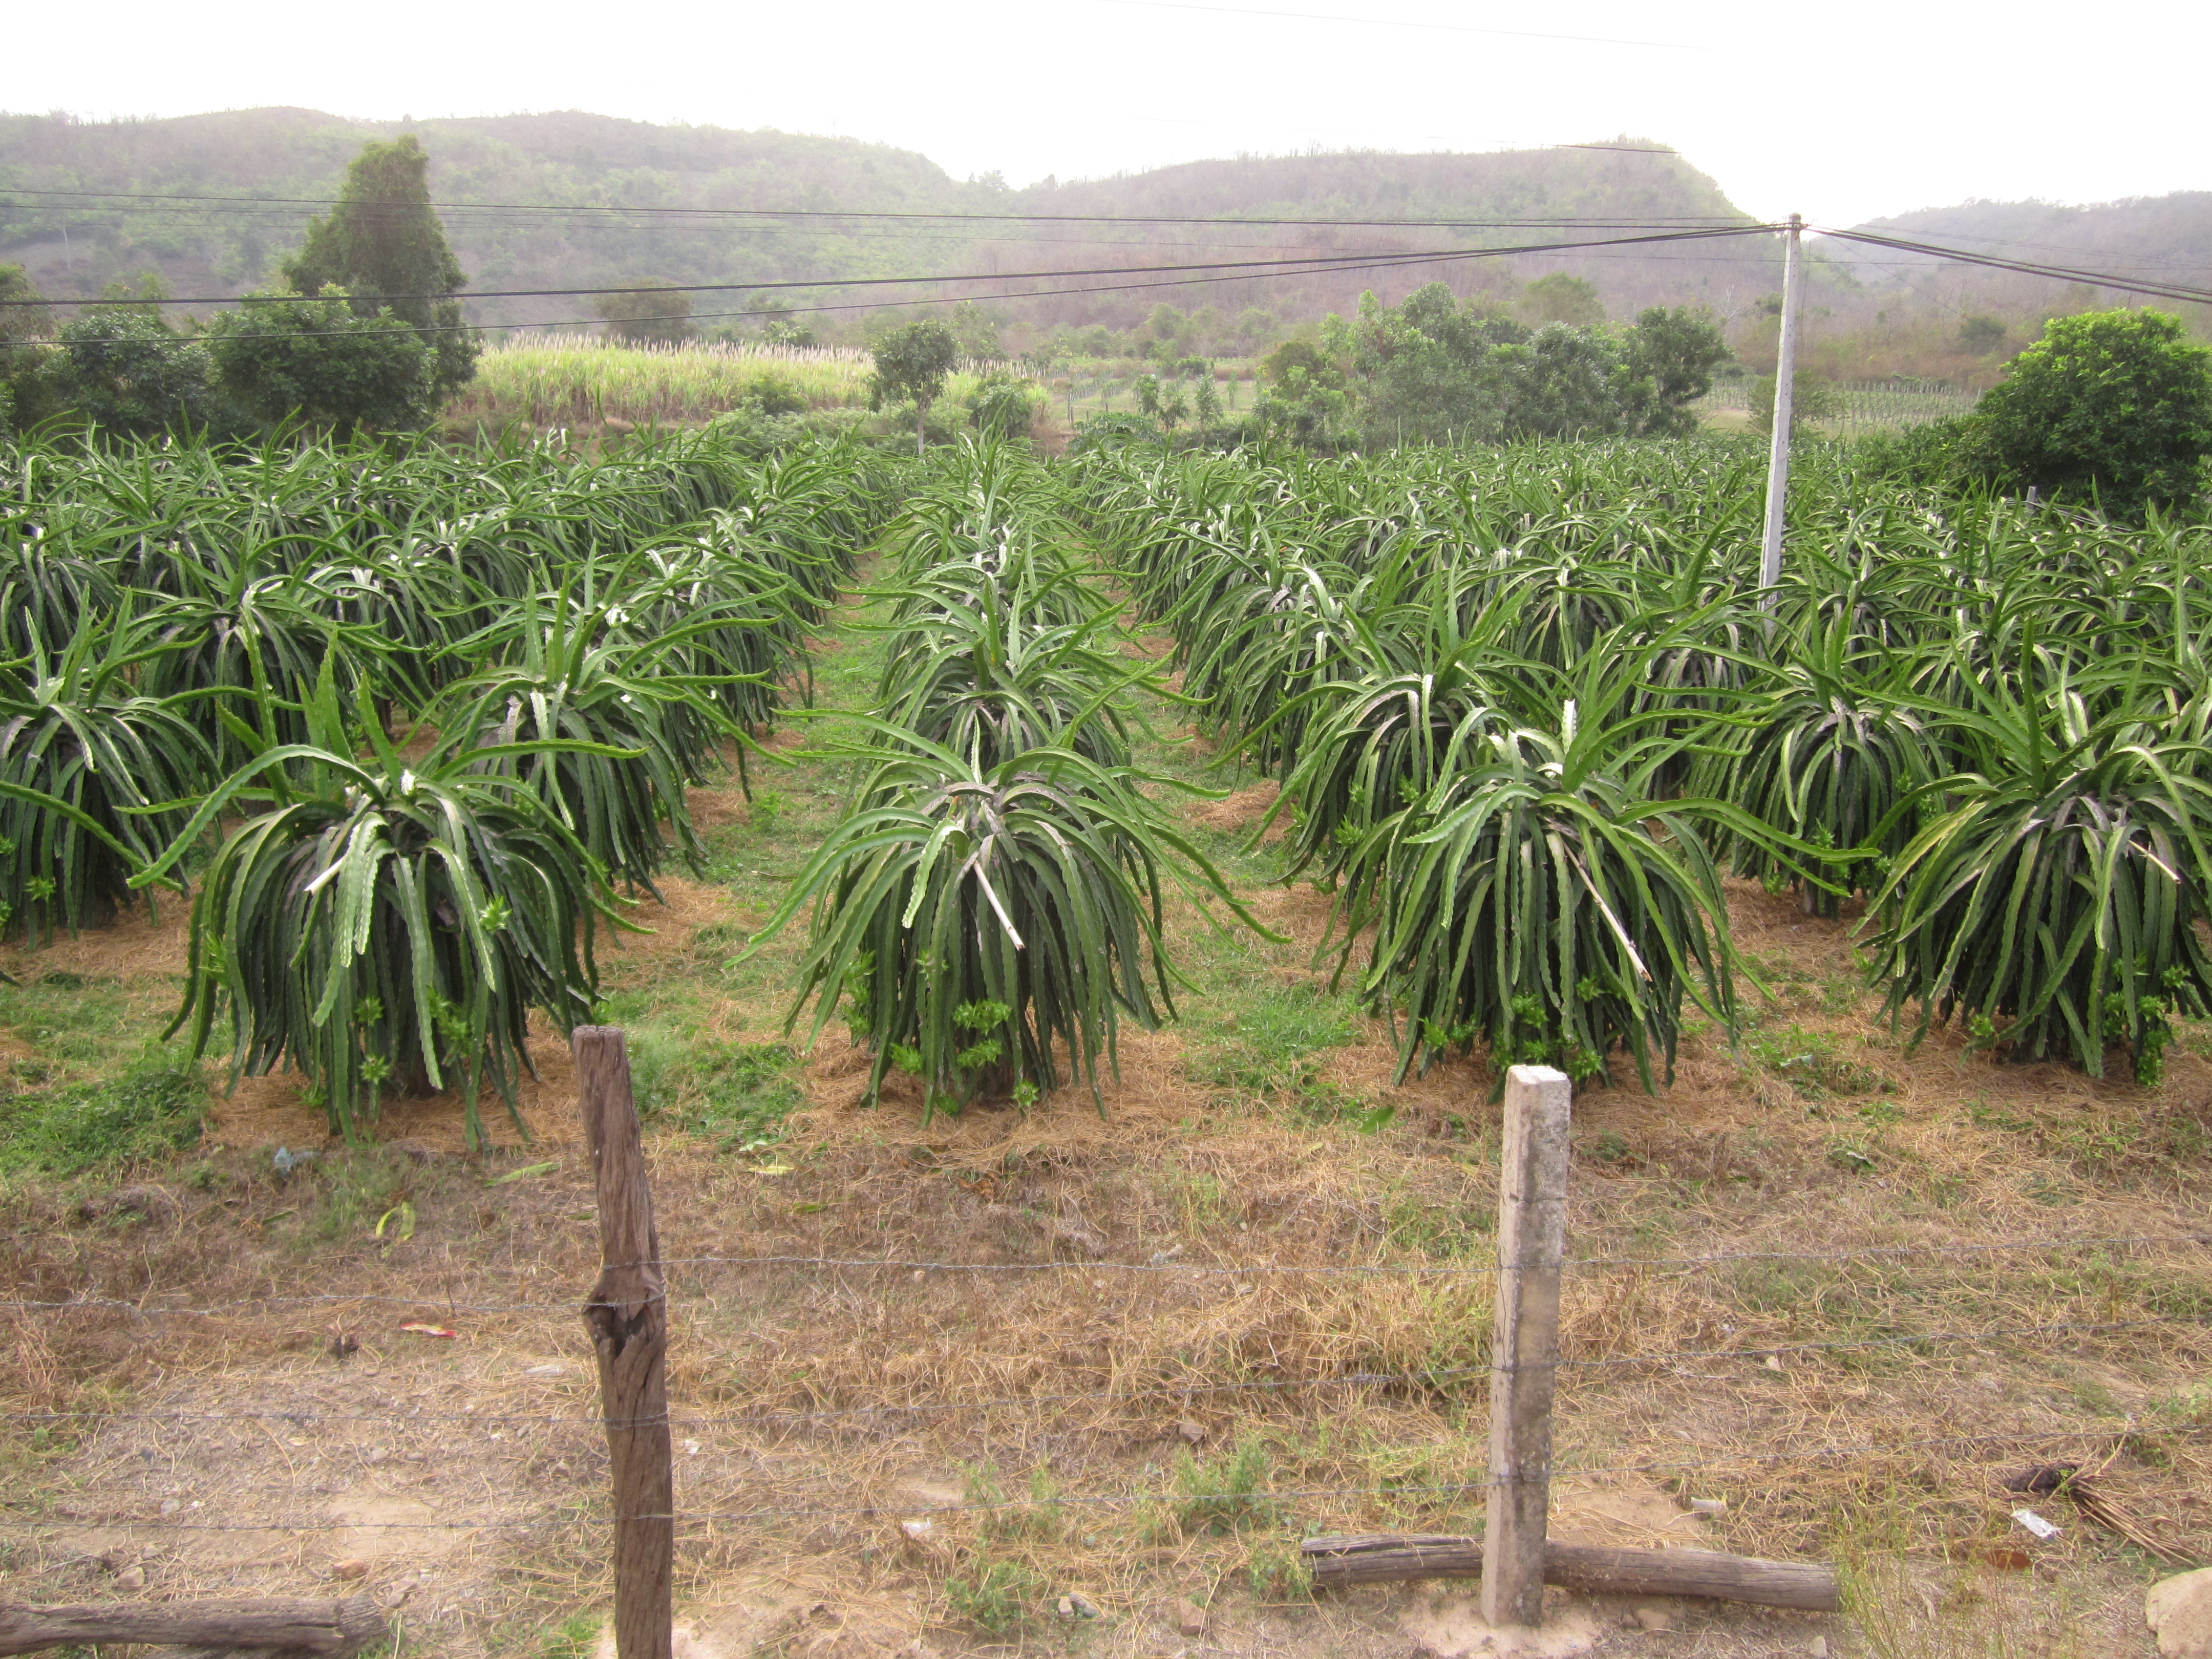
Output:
12,0,2206,227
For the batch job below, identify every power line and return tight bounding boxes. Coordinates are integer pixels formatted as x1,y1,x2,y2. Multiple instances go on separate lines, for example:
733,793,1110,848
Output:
0,225,1776,343
1818,227,2212,308
0,224,1773,309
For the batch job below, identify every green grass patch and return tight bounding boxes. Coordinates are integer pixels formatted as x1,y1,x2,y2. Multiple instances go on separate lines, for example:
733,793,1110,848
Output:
0,1067,204,1177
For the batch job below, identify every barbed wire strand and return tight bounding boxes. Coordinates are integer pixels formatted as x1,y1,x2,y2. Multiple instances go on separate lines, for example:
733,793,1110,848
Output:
4,1229,2203,1316
4,1313,2199,1432
5,1422,2203,1536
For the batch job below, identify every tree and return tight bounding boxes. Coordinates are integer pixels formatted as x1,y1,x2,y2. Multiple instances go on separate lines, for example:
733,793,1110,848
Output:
0,264,53,434
1970,308,2212,519
749,297,816,348
1501,325,1629,438
1521,273,1606,327
969,372,1038,439
1254,341,1356,452
868,320,961,456
1349,284,1527,446
1958,314,2008,356
209,288,435,434
56,309,224,438
1623,306,1731,436
1193,372,1222,426
280,135,479,402
594,281,696,346
948,302,1002,359
1749,372,1843,439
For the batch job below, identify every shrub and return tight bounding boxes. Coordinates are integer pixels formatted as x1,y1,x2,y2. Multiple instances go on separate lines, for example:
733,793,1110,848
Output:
208,289,436,434
1970,307,2212,519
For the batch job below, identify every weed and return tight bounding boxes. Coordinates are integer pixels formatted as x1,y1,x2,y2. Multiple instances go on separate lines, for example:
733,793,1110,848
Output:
1728,1257,1844,1315
0,1067,204,1176
748,790,787,832
675,1043,803,1153
1190,987,1355,1117
1744,1024,1891,1100
1172,1435,1279,1536
533,1612,603,1659
1383,1192,1494,1258
299,1149,409,1246
1586,1128,1633,1164
945,1556,1049,1634
1246,1539,1313,1599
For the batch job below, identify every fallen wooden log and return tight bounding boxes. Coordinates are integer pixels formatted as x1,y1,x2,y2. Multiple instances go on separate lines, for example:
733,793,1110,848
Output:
0,1593,386,1656
1303,1534,1841,1612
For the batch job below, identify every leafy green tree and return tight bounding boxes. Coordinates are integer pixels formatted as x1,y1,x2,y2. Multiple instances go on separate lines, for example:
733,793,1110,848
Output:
1193,372,1223,426
1957,313,2008,355
948,302,1002,359
1501,325,1629,438
594,280,696,346
868,320,961,456
209,288,435,434
1623,306,1731,437
1133,374,1162,419
1350,284,1527,446
1254,341,1356,452
280,135,479,401
1970,308,2212,518
1521,273,1605,327
1750,372,1843,439
748,298,816,347
0,264,54,433
56,309,224,438
969,372,1038,439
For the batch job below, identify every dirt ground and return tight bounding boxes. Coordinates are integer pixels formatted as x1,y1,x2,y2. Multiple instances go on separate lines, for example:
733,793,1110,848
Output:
4,622,2209,1659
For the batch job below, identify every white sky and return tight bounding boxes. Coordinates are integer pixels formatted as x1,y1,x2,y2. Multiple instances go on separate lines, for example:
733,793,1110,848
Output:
11,0,2207,228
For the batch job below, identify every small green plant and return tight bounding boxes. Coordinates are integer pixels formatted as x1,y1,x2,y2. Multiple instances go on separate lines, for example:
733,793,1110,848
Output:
670,1042,802,1153
1173,1435,1280,1536
1743,1025,1890,1100
945,1556,1048,1635
534,1611,603,1659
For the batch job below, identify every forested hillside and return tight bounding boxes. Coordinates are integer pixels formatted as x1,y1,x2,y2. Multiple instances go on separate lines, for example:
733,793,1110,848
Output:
7,107,2204,360
1,109,1781,334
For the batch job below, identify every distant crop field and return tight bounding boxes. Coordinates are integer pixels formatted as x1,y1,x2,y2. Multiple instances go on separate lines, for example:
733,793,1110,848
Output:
445,335,876,430
1698,376,1982,435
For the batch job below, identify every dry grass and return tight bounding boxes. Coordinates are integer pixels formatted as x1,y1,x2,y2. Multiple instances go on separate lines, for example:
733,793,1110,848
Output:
2,607,2209,1659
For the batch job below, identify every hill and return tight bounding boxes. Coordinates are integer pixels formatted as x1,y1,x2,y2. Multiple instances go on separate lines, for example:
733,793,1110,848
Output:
1835,193,2212,308
1,108,1783,340
1779,193,2212,387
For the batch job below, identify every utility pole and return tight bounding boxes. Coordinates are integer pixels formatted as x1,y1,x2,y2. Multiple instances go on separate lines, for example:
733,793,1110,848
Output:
1758,213,1804,602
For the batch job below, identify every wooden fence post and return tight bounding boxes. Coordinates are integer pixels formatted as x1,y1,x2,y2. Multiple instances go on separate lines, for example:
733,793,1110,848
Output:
1481,1064,1572,1631
576,1027,673,1659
